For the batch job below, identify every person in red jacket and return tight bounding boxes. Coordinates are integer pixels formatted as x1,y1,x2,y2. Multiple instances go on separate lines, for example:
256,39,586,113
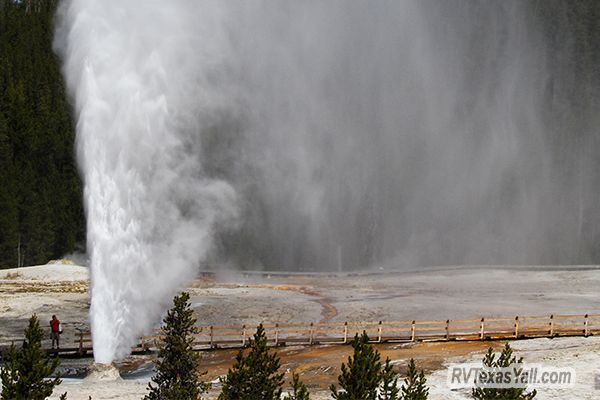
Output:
50,315,60,349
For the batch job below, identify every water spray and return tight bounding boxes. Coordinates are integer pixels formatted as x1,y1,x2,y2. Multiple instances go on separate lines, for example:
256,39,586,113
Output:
55,0,237,363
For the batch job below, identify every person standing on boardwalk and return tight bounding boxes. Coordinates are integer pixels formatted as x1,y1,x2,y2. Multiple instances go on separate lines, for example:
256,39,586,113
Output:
49,315,60,349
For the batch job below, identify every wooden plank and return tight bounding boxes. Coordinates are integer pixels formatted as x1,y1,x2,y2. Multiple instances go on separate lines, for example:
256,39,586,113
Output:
552,314,586,319
485,317,515,322
448,318,487,324
412,319,448,325
412,327,446,332
448,324,482,330
518,315,551,321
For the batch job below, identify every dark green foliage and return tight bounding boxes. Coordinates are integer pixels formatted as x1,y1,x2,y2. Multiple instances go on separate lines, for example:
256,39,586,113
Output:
218,324,284,400
0,314,63,400
0,0,84,269
145,292,208,400
283,373,310,400
472,343,536,400
330,337,427,400
330,332,381,400
400,358,428,400
379,358,399,400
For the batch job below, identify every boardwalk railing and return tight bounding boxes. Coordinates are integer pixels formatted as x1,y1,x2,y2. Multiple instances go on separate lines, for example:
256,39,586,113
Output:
4,312,594,358
43,313,598,357
135,312,600,352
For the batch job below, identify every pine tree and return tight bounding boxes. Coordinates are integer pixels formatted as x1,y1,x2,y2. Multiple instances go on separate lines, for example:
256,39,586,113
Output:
145,292,208,400
0,314,64,400
283,372,310,400
0,115,19,267
379,358,399,400
0,0,84,269
218,324,284,400
330,332,381,400
472,343,536,400
401,358,428,400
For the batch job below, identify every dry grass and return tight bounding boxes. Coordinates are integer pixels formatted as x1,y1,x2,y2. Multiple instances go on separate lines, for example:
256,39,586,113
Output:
1,271,22,280
0,280,88,293
47,259,76,265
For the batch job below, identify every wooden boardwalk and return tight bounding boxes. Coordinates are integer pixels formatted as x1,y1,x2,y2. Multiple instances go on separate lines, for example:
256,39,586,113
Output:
48,312,600,357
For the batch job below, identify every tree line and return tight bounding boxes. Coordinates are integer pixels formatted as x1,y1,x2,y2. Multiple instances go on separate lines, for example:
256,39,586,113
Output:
1,0,600,269
0,0,84,269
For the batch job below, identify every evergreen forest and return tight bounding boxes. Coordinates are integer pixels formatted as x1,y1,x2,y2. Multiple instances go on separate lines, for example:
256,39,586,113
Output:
0,0,83,268
0,0,599,269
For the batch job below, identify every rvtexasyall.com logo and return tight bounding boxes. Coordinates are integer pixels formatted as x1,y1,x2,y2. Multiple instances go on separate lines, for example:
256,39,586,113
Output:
447,363,576,390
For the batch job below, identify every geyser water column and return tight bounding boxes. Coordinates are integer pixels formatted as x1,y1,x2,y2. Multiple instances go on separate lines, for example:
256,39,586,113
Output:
55,1,237,363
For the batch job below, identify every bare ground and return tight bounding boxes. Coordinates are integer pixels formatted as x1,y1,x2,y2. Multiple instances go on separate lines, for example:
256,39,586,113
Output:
2,263,600,399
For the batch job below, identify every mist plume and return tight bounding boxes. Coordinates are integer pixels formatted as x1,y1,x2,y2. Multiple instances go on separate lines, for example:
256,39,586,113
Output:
55,1,599,362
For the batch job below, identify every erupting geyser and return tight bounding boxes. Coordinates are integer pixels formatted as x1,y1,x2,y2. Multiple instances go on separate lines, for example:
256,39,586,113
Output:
55,0,238,363
54,1,599,362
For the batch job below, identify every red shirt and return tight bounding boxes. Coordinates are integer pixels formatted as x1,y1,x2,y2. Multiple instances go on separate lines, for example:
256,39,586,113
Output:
50,319,60,333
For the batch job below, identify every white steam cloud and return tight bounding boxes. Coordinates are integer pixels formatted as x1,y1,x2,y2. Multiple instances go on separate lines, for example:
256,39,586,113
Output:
55,0,237,362
55,0,597,362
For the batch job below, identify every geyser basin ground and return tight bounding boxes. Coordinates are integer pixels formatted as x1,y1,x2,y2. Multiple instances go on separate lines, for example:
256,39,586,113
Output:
1,264,600,344
84,363,121,382
1,263,600,399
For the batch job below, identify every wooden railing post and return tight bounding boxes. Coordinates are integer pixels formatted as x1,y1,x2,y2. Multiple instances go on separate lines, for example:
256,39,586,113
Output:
343,322,348,344
309,323,314,345
78,331,83,355
209,326,214,348
445,320,450,340
584,314,589,337
275,323,279,346
378,321,383,343
549,315,554,336
242,325,246,346
411,320,416,342
480,318,485,340
514,316,519,338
